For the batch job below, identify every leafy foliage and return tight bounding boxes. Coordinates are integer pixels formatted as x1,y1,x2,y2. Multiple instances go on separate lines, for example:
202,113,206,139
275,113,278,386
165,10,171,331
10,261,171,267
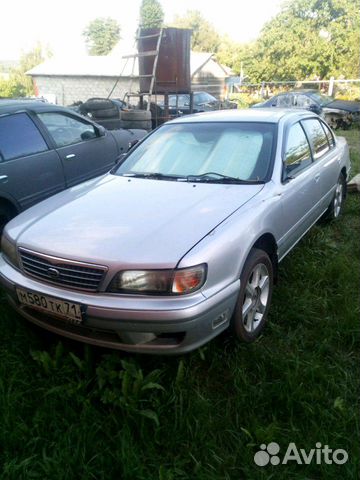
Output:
0,44,50,98
139,0,164,29
96,356,164,426
82,17,120,56
171,10,221,53
237,0,360,81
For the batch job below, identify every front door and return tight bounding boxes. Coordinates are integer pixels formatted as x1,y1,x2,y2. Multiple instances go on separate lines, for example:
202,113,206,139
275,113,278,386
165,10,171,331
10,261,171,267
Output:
37,112,118,187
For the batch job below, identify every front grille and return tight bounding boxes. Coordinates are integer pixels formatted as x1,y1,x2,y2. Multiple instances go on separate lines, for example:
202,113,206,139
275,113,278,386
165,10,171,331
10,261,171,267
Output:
19,248,107,292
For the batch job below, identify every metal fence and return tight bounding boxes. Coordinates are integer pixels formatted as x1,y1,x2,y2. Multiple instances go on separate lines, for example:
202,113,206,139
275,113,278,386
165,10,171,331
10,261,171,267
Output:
228,77,360,101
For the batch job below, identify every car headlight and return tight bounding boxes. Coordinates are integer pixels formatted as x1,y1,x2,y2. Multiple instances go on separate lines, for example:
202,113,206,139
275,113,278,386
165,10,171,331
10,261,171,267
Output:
1,233,19,269
108,264,207,295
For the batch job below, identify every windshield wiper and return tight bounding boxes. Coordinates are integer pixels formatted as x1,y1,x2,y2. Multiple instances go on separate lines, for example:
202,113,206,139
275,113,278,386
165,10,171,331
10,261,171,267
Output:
185,172,264,184
121,172,186,181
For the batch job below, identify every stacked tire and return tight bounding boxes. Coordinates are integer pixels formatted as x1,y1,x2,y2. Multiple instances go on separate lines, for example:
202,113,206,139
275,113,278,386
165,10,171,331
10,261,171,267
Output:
121,110,152,131
79,98,123,130
79,98,152,131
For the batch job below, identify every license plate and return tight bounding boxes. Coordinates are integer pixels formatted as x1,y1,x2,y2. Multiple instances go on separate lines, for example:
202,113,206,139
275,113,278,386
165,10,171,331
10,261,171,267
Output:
16,288,83,324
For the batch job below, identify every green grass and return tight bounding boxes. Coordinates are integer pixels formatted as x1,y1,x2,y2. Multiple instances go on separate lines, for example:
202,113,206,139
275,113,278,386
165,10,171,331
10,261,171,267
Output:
0,130,359,479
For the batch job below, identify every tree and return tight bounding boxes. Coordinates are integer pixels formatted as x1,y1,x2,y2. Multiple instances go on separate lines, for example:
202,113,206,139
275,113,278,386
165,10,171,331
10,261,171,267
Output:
171,10,221,53
0,44,51,98
244,0,360,82
83,17,120,56
216,36,250,75
139,0,164,28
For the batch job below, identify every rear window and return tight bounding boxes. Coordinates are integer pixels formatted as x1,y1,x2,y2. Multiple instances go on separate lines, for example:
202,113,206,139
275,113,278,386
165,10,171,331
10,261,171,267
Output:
0,113,48,161
321,121,335,148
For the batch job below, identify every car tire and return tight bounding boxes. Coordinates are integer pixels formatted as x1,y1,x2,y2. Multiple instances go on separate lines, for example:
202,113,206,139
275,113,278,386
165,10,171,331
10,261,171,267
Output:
121,110,152,130
83,99,116,111
0,202,16,235
91,108,120,119
325,173,346,220
231,248,273,343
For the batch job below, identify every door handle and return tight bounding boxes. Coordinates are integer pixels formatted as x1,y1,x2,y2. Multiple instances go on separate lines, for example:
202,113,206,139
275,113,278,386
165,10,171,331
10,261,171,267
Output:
0,175,8,183
65,154,76,160
314,173,320,183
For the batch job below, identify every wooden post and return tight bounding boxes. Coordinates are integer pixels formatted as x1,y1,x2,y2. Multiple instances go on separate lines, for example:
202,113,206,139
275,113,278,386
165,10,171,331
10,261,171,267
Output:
261,81,265,98
328,77,335,96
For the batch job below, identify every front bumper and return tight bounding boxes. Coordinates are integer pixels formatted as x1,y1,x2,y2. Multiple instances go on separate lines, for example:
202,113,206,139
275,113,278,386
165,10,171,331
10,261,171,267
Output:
0,256,239,354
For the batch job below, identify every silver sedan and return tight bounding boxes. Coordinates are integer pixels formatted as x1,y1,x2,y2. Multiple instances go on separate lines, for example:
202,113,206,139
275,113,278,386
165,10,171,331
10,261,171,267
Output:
0,109,351,354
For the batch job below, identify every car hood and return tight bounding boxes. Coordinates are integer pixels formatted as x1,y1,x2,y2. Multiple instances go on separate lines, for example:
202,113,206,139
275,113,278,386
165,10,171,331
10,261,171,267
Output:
9,175,263,268
324,99,360,113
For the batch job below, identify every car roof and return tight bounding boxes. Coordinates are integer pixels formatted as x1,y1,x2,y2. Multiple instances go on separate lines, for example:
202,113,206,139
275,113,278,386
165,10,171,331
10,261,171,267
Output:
0,100,74,115
277,90,319,95
168,108,313,124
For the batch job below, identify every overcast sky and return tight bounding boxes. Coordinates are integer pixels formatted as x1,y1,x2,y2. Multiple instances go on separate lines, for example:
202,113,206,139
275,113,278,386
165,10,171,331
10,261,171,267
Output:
1,0,282,60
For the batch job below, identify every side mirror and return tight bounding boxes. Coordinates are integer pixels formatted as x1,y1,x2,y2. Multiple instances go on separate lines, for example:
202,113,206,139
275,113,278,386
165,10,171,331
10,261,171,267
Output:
308,104,322,115
97,125,106,136
81,130,97,140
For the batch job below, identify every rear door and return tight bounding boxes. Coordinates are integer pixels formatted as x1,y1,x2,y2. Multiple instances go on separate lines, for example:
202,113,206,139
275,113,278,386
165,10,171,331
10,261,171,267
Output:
278,120,324,258
37,112,118,187
0,112,65,209
301,117,340,208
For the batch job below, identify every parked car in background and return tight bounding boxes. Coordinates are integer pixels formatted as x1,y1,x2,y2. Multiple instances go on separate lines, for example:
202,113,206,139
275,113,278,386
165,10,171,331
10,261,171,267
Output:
0,100,147,231
156,91,237,116
252,90,360,128
151,92,237,127
0,109,350,354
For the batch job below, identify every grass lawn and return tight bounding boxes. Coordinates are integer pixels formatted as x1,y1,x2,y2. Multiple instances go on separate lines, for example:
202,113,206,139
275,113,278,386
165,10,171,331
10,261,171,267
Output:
0,130,359,479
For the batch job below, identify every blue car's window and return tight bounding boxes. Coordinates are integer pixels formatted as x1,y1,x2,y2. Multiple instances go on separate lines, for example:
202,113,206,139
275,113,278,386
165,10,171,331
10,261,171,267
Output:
0,113,48,161
38,113,97,148
117,122,276,182
308,92,333,106
284,122,312,176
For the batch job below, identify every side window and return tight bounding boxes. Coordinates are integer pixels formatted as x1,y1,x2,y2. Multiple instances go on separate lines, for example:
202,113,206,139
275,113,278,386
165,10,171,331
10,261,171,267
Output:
0,113,48,161
169,95,189,107
321,121,335,148
294,94,311,108
302,118,329,159
276,94,292,107
38,112,97,148
196,93,208,104
284,122,312,177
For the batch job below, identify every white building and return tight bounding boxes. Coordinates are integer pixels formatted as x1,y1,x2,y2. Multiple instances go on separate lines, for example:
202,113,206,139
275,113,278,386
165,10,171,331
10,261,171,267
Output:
27,52,230,105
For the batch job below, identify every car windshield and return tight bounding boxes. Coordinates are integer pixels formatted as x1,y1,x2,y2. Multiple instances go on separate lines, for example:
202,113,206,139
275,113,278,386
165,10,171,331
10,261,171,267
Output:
115,122,276,183
308,92,334,106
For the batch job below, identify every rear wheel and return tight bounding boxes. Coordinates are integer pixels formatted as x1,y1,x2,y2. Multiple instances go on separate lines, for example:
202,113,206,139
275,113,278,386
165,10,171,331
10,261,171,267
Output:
231,249,273,342
325,173,346,220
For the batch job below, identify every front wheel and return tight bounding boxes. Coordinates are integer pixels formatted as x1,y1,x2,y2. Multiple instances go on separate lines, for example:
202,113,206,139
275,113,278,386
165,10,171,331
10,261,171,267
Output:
231,248,273,343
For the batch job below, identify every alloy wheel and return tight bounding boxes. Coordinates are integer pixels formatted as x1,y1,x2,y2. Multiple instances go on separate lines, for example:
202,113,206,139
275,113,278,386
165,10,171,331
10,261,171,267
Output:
242,263,270,333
